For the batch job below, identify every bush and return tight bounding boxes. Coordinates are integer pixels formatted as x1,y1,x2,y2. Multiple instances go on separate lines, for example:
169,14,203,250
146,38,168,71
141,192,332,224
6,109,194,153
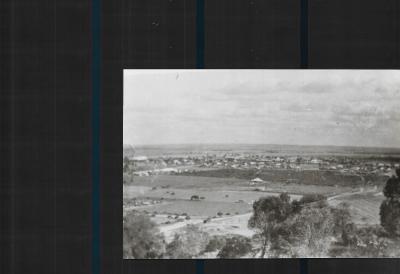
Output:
166,225,210,258
380,170,400,237
280,206,337,257
383,172,400,198
123,211,166,259
331,225,394,257
380,198,400,237
204,235,227,252
217,235,252,258
341,222,358,246
300,194,327,208
248,194,294,257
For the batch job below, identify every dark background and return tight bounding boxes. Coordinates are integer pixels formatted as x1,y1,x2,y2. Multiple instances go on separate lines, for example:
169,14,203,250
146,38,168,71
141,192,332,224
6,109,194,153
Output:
2,0,400,273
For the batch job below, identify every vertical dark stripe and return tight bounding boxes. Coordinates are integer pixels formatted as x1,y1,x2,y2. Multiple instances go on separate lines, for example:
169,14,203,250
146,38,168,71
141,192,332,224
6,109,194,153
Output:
196,259,205,274
300,259,308,274
300,0,309,68
196,0,205,68
195,1,205,271
92,0,101,273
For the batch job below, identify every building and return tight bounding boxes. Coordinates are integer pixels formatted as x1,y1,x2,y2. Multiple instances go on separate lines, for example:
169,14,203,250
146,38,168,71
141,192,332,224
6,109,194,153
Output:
250,177,264,185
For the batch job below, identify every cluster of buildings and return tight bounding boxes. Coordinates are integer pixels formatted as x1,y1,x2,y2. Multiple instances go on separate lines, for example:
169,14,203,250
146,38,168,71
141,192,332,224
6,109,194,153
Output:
124,154,399,177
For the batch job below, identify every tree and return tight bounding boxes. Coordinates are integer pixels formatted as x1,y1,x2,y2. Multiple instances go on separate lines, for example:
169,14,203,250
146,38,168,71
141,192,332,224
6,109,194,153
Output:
330,225,393,257
383,171,400,198
166,225,210,258
204,235,227,253
331,202,353,241
292,194,327,213
217,235,252,258
248,193,293,258
249,192,352,258
283,206,336,257
299,193,327,205
380,169,400,237
123,156,130,173
380,199,400,237
123,211,166,259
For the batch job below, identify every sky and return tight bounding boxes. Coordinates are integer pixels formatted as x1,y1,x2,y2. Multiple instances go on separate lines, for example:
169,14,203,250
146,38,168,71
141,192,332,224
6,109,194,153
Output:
124,70,400,148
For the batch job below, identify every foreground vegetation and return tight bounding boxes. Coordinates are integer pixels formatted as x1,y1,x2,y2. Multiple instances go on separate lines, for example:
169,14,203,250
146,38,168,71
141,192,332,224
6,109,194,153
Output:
123,169,400,258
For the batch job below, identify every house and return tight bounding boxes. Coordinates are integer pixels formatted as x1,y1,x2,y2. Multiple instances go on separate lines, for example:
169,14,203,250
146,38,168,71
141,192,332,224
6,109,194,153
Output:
250,177,264,185
131,156,148,162
298,163,319,171
310,158,322,164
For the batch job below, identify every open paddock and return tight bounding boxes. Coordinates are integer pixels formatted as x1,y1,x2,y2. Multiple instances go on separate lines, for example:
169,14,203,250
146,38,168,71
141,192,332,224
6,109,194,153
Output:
134,200,252,217
178,169,388,188
125,174,354,197
128,175,248,189
124,185,302,203
330,192,385,225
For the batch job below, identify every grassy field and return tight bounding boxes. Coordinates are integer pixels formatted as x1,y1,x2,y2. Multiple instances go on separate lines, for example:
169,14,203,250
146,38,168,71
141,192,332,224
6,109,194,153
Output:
333,192,385,225
123,173,364,219
177,169,388,188
127,174,354,195
124,172,388,250
135,200,251,216
124,185,302,202
128,175,247,189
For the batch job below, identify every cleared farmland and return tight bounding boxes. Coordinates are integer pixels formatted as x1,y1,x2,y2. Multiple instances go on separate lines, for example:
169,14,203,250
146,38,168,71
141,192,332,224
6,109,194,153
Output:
129,175,248,189
135,200,251,216
124,174,362,219
178,169,388,188
127,174,353,195
330,192,385,225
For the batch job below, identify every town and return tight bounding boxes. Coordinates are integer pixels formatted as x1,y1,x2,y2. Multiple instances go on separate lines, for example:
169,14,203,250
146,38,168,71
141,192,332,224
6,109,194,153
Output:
124,153,398,177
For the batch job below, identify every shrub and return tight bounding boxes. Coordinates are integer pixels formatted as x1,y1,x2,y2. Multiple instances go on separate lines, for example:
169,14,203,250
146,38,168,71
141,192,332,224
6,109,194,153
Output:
281,206,336,257
204,235,227,252
383,172,400,198
203,218,211,223
217,235,252,258
299,193,327,204
123,212,166,259
166,225,210,258
332,225,394,257
380,198,400,237
248,194,293,257
380,170,400,237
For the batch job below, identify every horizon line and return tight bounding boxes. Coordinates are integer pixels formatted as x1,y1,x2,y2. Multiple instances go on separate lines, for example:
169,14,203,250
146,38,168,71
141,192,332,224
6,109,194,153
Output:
123,143,400,150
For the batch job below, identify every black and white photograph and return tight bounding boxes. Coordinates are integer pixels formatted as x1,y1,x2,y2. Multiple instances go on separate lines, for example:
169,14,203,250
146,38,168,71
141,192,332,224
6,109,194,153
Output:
123,70,400,259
